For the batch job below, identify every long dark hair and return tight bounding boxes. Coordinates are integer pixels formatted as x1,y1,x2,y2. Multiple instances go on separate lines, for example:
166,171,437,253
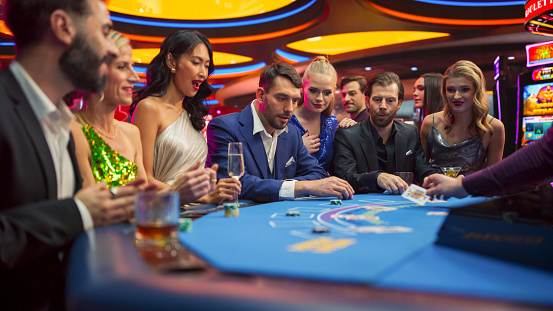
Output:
131,30,214,130
421,73,444,115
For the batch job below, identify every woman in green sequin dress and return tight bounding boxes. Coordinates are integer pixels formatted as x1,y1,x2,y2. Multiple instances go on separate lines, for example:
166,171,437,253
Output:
70,32,215,204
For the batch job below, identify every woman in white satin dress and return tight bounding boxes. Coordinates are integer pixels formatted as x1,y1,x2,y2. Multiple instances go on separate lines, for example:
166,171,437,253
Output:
131,30,241,204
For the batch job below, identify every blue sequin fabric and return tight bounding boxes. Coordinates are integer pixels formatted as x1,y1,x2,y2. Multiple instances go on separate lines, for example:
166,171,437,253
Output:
289,114,338,172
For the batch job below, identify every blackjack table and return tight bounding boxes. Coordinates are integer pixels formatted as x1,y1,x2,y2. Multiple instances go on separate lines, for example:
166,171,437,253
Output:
66,194,553,311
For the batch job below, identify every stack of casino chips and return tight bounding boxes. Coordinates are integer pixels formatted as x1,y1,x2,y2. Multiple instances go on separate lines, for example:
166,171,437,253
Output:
223,203,239,217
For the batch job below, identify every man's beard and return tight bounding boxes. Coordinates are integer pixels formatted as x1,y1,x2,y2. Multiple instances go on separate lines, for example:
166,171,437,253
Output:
59,34,111,93
268,114,290,130
371,111,396,128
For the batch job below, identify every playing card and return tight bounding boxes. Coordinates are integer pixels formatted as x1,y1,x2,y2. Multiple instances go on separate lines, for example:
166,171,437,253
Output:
401,184,431,205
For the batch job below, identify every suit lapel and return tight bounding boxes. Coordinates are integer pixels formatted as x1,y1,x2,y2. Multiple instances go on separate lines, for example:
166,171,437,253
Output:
273,128,289,180
68,133,83,192
360,120,379,171
8,71,57,198
238,105,270,179
394,123,408,171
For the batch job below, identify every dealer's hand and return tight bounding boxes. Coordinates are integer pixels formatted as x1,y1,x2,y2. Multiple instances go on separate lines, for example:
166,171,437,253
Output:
422,173,469,198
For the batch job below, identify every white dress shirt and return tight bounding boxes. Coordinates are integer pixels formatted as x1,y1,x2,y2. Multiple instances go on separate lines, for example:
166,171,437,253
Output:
10,61,94,230
250,101,296,200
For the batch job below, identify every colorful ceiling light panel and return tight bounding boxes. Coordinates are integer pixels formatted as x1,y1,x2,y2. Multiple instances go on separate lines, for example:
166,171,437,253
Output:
109,1,325,45
275,49,311,63
412,0,524,6
108,0,318,28
286,31,450,55
109,0,298,20
132,49,253,66
132,49,262,79
368,0,524,25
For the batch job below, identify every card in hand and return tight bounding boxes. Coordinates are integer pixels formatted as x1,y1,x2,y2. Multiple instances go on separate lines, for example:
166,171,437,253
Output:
401,184,431,205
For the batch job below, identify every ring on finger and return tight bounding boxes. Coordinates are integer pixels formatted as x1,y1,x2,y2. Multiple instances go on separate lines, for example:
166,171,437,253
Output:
109,187,118,199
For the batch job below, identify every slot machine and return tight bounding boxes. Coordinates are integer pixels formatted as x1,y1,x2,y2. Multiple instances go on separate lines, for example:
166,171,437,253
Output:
517,40,553,149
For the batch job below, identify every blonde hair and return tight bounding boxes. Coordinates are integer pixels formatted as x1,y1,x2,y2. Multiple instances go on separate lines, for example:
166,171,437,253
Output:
442,60,493,136
109,31,131,52
300,56,337,116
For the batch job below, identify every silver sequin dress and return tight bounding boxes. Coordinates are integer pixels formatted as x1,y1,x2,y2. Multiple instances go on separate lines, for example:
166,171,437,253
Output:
427,125,487,176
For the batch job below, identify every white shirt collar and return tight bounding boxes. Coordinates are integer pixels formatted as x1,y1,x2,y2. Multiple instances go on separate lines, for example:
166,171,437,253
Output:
9,61,73,128
250,99,288,137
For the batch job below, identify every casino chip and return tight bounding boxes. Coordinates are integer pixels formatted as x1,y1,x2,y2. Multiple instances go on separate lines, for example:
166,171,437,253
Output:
179,218,193,232
312,226,330,233
286,211,300,216
223,203,239,217
330,199,342,205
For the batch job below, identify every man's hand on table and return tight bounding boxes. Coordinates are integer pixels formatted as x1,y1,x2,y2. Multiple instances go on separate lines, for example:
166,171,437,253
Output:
295,177,354,200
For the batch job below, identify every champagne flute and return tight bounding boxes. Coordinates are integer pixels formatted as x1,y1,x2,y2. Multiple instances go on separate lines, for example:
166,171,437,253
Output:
227,142,244,206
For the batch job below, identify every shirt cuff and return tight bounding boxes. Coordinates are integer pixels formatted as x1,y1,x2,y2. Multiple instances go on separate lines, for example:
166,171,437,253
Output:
279,180,297,200
75,198,94,231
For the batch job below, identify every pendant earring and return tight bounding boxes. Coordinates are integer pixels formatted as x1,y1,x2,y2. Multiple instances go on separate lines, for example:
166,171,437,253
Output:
171,68,176,73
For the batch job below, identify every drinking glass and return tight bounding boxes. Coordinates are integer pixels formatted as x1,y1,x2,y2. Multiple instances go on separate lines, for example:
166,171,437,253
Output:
134,191,179,247
228,142,245,206
441,166,462,178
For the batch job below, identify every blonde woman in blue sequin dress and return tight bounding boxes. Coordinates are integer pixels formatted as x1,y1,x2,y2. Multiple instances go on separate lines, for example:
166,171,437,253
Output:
289,56,339,173
70,31,214,204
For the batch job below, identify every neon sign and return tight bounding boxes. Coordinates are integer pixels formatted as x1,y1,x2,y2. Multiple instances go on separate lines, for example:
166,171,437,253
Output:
526,41,553,67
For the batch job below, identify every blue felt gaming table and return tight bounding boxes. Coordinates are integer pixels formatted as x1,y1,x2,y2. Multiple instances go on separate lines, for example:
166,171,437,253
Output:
66,194,553,311
179,194,553,307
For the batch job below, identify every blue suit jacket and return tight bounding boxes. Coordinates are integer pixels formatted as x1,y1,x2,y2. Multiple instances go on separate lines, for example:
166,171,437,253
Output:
207,104,327,202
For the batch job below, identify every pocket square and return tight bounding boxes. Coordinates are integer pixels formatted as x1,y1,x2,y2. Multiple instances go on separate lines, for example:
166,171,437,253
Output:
285,156,295,167
405,150,413,156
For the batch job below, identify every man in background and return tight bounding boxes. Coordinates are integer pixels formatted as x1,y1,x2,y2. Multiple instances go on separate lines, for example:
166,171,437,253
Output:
341,76,368,122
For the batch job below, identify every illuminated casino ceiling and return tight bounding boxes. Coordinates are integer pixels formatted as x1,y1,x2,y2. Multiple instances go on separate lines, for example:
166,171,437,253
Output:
108,0,298,20
412,0,524,6
366,0,524,25
285,31,450,55
0,0,548,111
133,49,254,66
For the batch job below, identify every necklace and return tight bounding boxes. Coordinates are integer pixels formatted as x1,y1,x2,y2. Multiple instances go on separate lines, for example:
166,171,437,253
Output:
80,113,118,139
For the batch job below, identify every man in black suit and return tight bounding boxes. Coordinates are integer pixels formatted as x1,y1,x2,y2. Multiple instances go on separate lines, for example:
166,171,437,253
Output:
334,72,439,195
340,76,368,122
0,1,148,310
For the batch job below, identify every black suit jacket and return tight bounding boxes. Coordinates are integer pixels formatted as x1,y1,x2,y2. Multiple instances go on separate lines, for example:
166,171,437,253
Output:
0,68,84,310
333,119,439,193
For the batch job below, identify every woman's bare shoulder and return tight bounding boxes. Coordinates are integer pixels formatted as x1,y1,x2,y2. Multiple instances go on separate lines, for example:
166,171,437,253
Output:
134,97,161,114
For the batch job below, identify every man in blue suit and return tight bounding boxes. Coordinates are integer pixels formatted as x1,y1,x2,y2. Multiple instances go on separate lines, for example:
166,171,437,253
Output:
207,62,353,202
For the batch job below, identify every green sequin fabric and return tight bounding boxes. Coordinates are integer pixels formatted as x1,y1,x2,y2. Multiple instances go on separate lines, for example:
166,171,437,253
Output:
81,124,138,188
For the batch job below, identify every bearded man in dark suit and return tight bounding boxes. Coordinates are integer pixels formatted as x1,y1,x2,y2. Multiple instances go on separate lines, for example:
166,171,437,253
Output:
0,1,147,309
334,72,440,195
